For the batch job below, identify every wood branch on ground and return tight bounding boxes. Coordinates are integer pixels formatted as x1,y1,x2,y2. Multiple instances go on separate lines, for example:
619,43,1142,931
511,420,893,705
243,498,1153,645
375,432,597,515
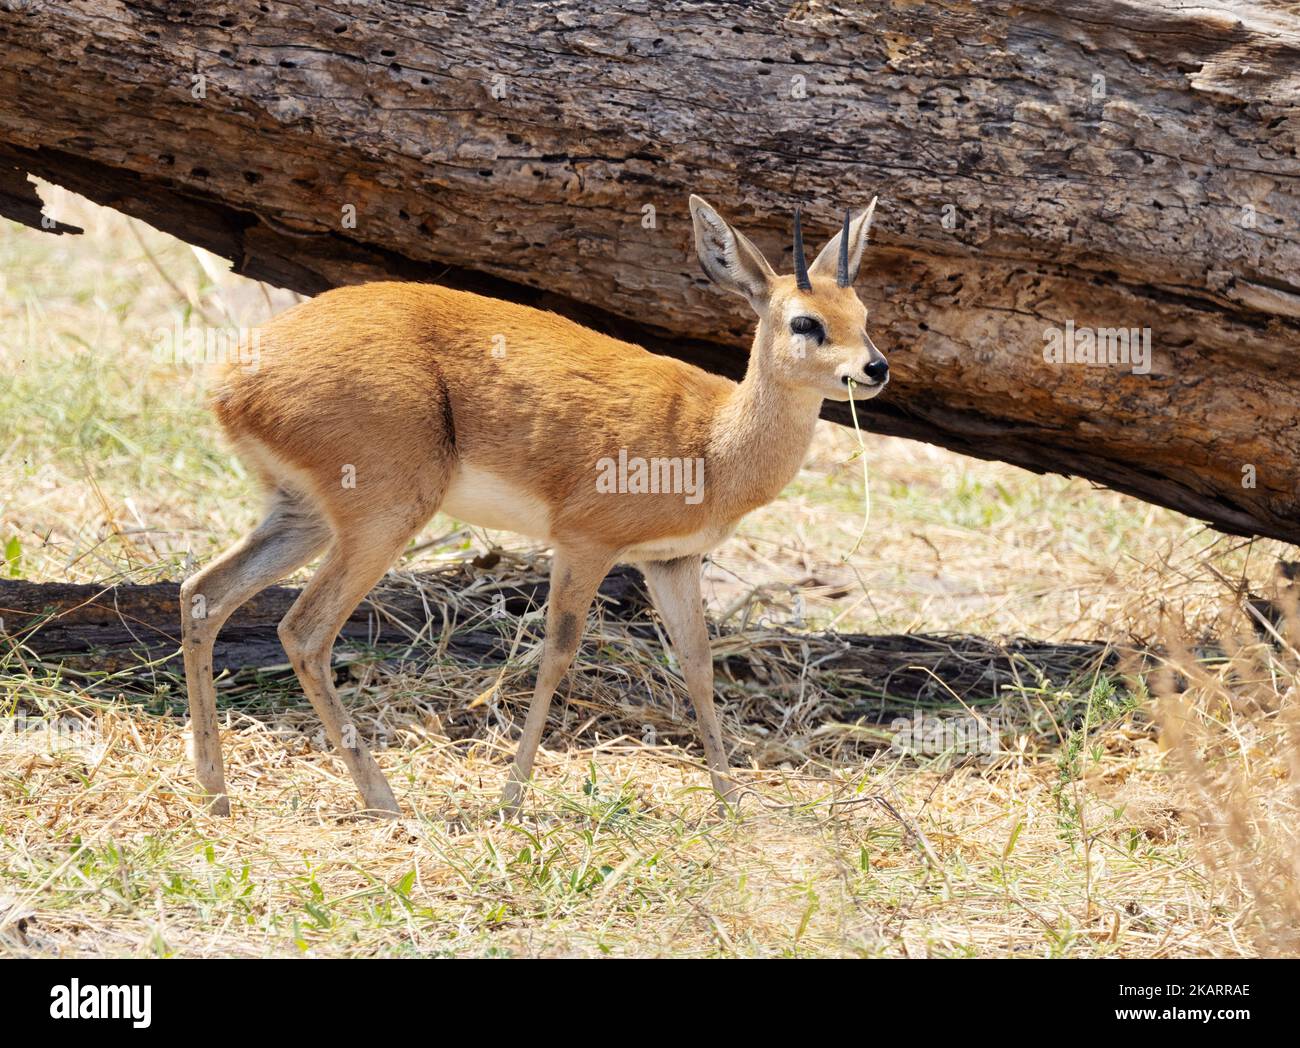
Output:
0,564,1118,722
1,2,1297,541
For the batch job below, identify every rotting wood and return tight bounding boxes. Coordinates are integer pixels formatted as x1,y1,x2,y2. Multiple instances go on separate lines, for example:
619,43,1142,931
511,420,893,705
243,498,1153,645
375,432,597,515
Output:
0,2,1297,541
0,569,1117,719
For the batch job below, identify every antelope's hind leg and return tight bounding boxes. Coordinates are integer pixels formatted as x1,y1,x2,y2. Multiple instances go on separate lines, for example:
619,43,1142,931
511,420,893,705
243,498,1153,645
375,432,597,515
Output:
276,500,445,817
181,490,331,815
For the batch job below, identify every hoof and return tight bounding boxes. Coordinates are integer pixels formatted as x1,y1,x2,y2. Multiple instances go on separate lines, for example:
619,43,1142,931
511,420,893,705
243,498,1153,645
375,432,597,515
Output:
361,790,402,818
500,778,526,817
204,793,231,817
363,806,401,820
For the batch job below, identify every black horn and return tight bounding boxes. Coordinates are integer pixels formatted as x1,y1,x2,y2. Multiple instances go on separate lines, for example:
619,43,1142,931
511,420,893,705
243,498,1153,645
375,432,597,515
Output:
836,209,852,287
793,206,812,291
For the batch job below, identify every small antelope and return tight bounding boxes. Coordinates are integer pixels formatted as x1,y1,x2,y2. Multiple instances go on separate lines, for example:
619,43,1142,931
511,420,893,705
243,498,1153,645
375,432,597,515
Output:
181,195,888,816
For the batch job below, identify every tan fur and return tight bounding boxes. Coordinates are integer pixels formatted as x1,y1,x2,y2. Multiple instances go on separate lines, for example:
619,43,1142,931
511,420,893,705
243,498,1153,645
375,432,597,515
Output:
183,196,887,817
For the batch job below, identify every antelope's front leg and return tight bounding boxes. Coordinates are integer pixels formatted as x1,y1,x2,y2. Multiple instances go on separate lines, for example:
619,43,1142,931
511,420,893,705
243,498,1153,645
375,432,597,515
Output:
502,545,614,815
642,555,737,811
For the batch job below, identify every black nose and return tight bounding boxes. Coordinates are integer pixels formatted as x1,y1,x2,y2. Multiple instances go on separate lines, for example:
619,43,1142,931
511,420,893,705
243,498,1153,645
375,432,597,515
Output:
864,358,889,384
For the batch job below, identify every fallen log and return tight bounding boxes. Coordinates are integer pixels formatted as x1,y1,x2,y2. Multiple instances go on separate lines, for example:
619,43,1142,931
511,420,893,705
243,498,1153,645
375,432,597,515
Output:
0,560,653,674
1,2,1297,542
0,567,1116,724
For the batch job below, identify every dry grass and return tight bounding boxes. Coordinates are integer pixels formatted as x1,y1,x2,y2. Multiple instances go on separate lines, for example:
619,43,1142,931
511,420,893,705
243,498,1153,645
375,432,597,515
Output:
1153,608,1300,957
0,183,1295,957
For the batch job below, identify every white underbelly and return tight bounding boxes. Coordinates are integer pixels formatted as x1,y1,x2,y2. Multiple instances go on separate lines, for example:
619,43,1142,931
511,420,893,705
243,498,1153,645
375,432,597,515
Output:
440,463,737,563
440,463,553,539
622,521,738,563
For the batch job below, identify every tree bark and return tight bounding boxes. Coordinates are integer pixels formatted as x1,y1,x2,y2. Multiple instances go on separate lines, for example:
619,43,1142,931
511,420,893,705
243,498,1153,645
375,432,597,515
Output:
1,1,1298,541
0,573,1114,715
0,564,653,673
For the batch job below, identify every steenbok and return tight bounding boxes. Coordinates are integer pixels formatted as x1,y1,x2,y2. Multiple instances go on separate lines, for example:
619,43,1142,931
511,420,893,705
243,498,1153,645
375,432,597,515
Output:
182,196,887,816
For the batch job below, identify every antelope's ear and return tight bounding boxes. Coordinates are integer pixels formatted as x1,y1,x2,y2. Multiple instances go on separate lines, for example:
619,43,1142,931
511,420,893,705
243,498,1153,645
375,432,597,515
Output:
689,195,774,305
809,197,878,286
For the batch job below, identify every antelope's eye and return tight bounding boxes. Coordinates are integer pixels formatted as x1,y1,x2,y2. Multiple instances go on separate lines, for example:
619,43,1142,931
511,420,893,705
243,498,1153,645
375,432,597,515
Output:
790,316,824,342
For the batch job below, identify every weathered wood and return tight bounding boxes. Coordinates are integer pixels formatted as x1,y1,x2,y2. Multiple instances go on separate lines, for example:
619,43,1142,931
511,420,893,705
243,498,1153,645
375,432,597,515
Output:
0,563,653,672
0,572,1116,716
0,2,1298,541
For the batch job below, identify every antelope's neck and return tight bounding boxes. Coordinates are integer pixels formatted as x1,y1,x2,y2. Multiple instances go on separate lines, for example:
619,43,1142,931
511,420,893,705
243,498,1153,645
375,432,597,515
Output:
708,357,823,518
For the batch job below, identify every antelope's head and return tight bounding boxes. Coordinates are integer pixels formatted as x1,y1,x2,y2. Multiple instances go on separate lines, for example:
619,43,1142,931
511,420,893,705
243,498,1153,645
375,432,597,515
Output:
689,195,888,402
